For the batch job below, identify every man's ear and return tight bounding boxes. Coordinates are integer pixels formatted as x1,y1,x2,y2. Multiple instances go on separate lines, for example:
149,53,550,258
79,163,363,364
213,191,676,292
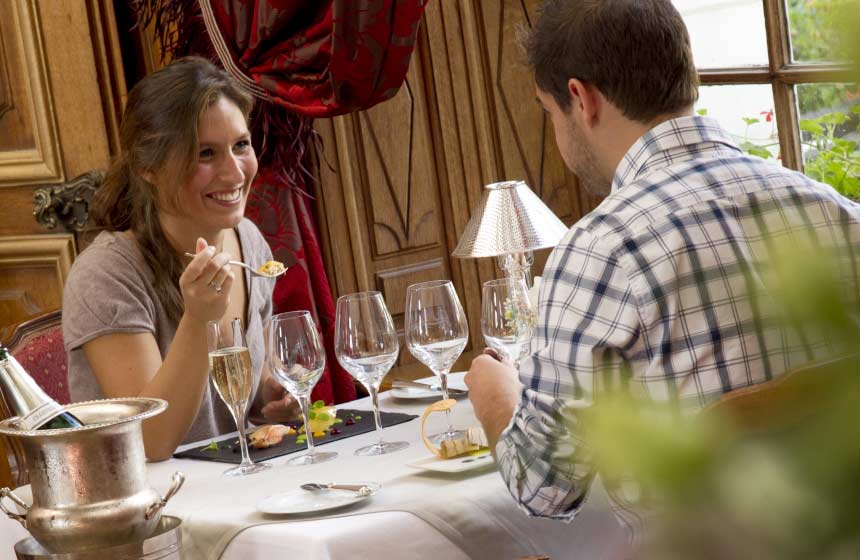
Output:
567,78,601,129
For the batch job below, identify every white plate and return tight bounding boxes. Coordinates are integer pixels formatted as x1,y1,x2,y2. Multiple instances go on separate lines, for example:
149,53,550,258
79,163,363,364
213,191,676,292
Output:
407,452,495,474
389,382,468,401
257,483,380,515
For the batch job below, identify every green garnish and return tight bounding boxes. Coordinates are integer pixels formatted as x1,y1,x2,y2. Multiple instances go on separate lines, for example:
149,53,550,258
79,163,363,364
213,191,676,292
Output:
201,441,219,452
308,410,317,420
296,434,307,444
317,412,330,421
312,400,325,409
333,418,343,424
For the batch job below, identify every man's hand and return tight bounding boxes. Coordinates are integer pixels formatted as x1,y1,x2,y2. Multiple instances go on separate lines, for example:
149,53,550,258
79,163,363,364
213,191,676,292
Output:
465,353,524,451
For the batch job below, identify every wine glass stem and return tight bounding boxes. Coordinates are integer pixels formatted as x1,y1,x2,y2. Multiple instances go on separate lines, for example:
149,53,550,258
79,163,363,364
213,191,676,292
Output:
234,407,253,467
438,369,455,433
367,384,384,446
298,394,316,456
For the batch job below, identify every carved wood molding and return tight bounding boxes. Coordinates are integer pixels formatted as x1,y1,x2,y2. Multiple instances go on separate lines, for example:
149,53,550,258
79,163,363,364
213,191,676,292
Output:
33,170,103,231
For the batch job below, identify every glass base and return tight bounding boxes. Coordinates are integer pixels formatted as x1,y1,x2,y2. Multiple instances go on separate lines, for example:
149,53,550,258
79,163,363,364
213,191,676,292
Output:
285,451,338,466
354,440,410,456
427,429,469,445
222,462,271,477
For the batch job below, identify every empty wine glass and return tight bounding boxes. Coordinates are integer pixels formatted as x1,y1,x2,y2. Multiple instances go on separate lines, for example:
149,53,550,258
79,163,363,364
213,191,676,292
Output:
481,278,535,368
268,311,338,466
335,292,409,456
207,318,271,476
405,280,468,443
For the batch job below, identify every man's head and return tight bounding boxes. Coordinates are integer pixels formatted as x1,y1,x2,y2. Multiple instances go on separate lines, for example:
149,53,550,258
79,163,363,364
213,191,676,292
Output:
524,0,698,194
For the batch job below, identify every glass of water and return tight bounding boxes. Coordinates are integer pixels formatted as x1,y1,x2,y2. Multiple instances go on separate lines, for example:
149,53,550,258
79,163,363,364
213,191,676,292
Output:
404,280,469,443
334,292,409,456
481,278,534,368
268,310,338,466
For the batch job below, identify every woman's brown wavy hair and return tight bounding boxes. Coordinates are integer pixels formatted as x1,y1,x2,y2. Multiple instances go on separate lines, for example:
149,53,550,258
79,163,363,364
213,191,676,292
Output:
90,57,254,323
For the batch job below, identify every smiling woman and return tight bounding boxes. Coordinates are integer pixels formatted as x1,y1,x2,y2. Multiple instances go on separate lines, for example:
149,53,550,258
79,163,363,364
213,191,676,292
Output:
60,57,299,461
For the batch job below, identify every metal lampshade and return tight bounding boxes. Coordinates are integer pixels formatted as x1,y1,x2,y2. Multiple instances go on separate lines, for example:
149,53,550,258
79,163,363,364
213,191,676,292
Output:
452,180,568,257
452,181,569,286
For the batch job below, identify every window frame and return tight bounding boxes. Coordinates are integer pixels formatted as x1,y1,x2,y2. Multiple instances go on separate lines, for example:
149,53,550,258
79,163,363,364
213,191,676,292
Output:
697,0,854,170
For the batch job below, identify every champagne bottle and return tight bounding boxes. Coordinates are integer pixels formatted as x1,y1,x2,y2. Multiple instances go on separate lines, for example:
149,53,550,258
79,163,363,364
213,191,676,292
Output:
0,346,84,430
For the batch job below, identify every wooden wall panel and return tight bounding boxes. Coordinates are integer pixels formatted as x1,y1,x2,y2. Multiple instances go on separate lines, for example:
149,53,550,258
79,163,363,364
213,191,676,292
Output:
0,235,75,328
358,62,440,257
0,0,63,187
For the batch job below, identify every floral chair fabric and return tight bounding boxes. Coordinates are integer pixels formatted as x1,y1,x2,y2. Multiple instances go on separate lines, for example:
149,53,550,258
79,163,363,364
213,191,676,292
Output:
6,311,69,405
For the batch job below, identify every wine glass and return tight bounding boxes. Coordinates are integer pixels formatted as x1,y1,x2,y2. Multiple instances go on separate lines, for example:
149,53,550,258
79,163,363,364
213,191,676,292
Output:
268,310,338,466
334,292,409,456
481,277,535,368
404,279,468,443
207,318,271,476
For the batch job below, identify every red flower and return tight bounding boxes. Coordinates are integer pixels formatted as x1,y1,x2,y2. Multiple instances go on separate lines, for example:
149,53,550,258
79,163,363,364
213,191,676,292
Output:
760,110,774,123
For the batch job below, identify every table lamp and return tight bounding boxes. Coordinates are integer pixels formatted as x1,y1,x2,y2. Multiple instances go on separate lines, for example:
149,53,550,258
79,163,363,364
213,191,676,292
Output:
452,180,568,287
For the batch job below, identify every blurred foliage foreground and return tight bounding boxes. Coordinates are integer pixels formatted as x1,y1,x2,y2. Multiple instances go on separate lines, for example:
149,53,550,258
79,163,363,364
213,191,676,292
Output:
578,244,860,559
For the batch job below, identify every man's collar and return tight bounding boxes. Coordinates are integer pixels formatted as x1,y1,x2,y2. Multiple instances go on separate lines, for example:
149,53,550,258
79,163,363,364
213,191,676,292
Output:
610,115,741,193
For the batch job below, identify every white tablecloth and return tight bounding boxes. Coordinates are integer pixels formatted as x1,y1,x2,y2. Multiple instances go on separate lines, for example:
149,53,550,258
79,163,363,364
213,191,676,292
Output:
1,374,626,559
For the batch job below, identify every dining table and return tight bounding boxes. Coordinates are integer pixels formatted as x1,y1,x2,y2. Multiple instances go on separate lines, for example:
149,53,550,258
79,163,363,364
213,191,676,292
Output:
0,373,626,560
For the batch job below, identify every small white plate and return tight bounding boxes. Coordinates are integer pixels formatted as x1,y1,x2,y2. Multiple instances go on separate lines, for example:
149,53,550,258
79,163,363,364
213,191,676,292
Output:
257,482,380,515
407,452,495,474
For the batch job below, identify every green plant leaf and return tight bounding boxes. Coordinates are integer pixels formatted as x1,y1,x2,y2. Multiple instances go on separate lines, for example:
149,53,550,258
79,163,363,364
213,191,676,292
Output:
742,117,760,126
747,145,774,159
800,119,825,136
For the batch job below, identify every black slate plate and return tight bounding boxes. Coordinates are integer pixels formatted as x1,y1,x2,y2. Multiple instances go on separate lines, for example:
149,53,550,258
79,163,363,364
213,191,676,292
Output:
173,409,418,464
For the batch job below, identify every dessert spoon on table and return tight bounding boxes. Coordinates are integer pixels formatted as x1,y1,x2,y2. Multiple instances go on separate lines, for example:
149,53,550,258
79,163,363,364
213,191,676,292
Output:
301,483,374,496
183,252,287,278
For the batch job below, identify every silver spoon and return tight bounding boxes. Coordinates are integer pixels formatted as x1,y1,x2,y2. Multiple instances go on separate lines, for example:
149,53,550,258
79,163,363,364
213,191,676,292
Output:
300,483,374,496
183,252,287,278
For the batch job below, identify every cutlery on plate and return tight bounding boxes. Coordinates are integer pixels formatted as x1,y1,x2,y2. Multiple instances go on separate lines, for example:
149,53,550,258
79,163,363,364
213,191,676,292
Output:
183,252,287,278
300,483,374,496
390,379,467,395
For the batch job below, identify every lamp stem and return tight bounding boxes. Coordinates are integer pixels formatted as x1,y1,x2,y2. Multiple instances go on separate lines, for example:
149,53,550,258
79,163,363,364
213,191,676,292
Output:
497,252,534,288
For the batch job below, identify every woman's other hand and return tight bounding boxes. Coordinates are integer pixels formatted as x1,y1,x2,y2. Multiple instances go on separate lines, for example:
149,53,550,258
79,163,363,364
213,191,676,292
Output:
259,375,300,422
180,237,234,322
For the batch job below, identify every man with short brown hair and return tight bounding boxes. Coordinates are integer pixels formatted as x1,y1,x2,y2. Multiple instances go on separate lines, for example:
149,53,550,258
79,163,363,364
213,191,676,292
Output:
465,0,860,537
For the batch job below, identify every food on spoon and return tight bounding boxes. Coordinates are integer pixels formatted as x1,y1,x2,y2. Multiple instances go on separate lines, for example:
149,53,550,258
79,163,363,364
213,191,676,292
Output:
257,260,286,276
249,424,295,449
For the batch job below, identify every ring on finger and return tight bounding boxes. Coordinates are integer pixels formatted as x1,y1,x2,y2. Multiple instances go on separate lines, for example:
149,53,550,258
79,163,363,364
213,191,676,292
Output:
209,281,223,293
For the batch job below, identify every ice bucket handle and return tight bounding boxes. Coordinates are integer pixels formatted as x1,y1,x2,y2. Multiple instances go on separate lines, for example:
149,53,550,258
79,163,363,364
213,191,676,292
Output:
145,471,185,520
0,487,29,526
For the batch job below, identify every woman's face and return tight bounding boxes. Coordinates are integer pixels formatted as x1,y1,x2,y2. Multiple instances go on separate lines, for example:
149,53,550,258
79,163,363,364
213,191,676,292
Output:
176,96,258,232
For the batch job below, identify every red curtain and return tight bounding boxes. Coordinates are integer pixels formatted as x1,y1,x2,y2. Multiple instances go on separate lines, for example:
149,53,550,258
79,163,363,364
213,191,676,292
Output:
132,0,427,404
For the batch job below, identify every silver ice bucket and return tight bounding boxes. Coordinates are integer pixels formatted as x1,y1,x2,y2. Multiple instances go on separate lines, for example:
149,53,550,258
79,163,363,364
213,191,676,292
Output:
0,398,184,553
14,515,183,560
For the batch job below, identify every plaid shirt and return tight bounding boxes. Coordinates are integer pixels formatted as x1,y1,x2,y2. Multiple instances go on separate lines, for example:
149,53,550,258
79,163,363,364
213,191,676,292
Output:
495,116,860,533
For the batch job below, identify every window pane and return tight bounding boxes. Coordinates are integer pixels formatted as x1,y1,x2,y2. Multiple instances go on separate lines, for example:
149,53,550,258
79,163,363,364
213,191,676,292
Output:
797,83,860,200
787,0,852,63
674,1,768,68
696,85,780,161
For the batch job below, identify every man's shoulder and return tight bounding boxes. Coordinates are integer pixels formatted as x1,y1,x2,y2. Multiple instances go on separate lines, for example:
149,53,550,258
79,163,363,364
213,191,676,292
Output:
578,155,857,247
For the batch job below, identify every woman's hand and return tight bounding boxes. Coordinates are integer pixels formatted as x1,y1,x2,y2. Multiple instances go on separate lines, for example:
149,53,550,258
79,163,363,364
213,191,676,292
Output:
180,237,234,323
259,376,301,422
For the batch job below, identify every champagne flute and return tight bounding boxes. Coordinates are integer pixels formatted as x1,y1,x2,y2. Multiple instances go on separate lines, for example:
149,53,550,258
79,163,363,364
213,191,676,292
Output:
207,318,271,476
481,278,535,368
405,280,468,443
335,292,409,456
268,311,338,466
